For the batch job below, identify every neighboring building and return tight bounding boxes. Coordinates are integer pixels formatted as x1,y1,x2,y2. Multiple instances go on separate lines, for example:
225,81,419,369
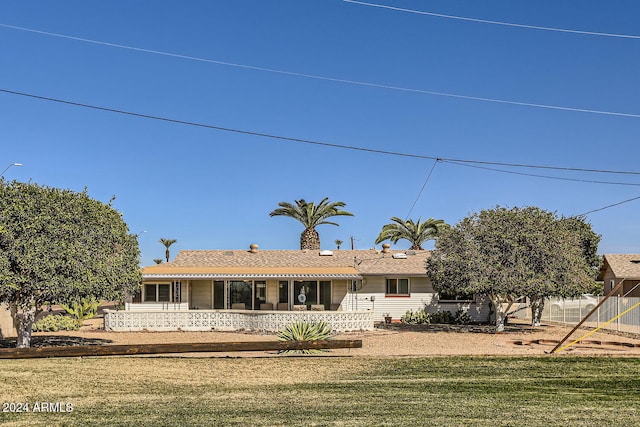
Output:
0,304,17,339
599,254,640,297
105,244,491,332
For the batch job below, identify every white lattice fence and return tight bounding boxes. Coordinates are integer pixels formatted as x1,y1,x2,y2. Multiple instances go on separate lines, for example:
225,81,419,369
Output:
104,310,374,332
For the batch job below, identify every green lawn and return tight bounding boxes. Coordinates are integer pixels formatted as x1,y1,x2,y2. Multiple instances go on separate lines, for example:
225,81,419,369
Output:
1,356,639,426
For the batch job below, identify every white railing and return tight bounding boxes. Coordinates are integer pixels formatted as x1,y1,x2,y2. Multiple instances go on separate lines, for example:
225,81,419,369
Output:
125,302,189,311
104,309,374,332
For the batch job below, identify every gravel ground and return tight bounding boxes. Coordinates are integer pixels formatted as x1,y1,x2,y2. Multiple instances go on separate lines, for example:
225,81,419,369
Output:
18,317,640,357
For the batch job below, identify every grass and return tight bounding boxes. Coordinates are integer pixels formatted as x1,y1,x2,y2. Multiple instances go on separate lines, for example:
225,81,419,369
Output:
0,356,639,426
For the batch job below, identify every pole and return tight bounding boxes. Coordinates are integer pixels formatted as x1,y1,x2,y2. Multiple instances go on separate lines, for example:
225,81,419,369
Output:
550,282,624,353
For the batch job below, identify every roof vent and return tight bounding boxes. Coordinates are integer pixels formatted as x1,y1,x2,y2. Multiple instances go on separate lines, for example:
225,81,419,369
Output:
249,244,259,253
381,243,391,253
392,253,407,259
406,250,416,255
319,250,334,256
224,251,234,256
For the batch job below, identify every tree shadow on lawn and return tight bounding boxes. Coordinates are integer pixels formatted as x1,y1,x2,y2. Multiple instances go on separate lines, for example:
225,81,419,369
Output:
0,335,113,348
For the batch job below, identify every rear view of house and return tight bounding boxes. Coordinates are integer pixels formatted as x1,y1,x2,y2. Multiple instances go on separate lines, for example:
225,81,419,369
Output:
105,244,491,332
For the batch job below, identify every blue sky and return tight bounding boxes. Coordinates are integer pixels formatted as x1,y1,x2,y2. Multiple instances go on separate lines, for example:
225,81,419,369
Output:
2,1,639,264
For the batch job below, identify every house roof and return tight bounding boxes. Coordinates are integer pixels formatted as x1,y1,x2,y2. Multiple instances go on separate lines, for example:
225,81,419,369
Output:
142,248,431,279
600,254,640,280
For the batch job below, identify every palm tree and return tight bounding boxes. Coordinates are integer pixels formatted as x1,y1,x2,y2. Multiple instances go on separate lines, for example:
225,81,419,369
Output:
335,239,343,250
375,217,449,250
159,238,177,262
153,259,164,265
269,198,354,250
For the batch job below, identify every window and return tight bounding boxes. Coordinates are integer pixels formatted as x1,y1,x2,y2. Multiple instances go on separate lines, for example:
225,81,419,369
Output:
254,281,267,307
213,281,225,309
172,281,182,303
293,280,332,307
438,291,474,302
278,281,289,304
386,278,409,295
228,280,252,309
144,283,171,302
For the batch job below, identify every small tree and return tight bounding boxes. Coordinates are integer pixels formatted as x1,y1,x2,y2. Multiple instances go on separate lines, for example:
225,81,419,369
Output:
159,238,177,262
427,206,596,331
335,240,343,250
0,181,141,347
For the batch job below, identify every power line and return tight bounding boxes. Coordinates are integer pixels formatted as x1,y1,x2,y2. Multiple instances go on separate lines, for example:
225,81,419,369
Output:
2,23,640,119
573,195,640,217
344,0,640,40
406,159,440,219
2,87,640,179
443,160,640,187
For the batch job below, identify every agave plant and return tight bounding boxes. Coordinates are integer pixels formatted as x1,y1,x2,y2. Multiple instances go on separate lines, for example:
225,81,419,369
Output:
278,321,334,354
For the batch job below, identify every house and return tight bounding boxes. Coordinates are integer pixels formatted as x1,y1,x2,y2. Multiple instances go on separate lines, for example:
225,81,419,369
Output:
0,305,17,339
599,254,640,297
104,243,491,332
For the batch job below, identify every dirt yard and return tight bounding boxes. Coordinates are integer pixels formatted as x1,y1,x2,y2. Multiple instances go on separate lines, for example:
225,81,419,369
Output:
11,317,640,357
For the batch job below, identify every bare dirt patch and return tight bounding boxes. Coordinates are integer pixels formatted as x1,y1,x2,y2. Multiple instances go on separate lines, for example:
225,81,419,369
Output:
4,317,637,357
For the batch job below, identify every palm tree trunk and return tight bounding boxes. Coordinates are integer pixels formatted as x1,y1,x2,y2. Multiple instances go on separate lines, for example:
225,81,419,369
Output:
300,228,320,250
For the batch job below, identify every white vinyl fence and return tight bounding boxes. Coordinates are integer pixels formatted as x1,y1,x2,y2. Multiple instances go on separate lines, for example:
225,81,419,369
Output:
516,296,640,335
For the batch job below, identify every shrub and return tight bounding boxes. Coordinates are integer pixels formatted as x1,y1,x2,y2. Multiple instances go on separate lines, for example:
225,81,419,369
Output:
32,315,80,332
401,309,430,324
278,321,334,354
61,298,100,326
453,309,472,325
429,311,454,324
401,309,472,325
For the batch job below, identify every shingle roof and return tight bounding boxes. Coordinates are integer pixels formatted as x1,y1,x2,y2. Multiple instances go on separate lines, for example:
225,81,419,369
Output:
143,249,430,278
601,254,640,279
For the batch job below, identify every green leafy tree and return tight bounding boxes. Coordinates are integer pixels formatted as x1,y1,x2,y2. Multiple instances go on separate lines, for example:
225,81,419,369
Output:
0,180,141,347
269,198,353,250
159,238,177,262
527,215,601,325
426,206,596,331
375,217,449,250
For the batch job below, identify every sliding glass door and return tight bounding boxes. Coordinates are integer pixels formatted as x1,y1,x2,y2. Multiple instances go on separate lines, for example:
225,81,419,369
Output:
228,280,252,309
293,280,331,308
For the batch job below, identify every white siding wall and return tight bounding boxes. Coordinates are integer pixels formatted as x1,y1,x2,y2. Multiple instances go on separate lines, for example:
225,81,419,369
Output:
425,294,493,323
339,276,436,321
338,276,492,323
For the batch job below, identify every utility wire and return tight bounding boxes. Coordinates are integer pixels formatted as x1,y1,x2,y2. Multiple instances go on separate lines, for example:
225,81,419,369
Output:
1,23,640,120
443,160,640,187
406,159,440,219
2,87,640,178
344,0,640,40
573,195,640,217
